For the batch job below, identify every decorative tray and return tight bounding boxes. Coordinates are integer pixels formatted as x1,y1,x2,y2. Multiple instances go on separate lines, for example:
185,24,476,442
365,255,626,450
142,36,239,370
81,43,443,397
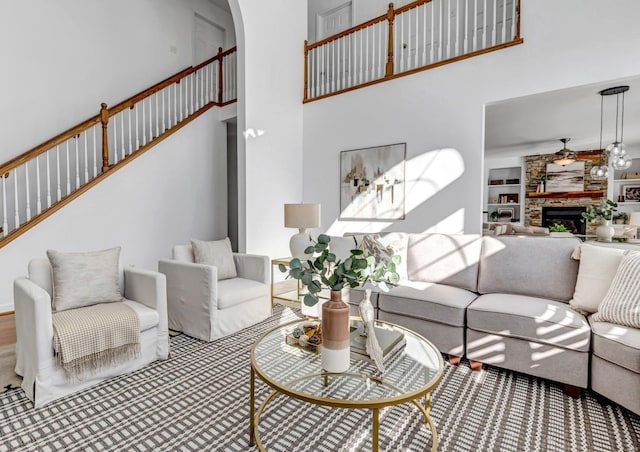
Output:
285,321,322,354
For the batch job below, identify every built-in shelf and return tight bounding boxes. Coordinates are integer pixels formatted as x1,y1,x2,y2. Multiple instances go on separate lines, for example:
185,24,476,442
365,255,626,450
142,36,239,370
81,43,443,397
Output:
618,201,640,206
527,191,604,199
487,183,520,188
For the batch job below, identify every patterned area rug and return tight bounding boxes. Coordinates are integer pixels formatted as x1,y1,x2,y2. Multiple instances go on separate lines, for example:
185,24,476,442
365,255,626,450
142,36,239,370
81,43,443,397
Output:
0,305,639,451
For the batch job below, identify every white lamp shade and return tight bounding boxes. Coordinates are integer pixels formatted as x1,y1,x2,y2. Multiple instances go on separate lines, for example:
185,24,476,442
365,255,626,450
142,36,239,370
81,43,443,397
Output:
284,204,321,229
629,212,640,226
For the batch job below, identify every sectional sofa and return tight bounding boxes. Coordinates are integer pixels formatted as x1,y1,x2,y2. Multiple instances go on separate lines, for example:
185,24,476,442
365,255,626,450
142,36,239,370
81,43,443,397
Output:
332,233,640,416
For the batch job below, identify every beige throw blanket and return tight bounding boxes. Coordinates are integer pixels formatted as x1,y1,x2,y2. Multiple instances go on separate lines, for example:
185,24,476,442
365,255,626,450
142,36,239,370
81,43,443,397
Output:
52,301,140,380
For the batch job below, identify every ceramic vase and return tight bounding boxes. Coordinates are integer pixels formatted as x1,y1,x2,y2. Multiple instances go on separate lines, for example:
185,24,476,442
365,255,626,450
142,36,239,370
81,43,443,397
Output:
596,220,615,242
321,290,350,373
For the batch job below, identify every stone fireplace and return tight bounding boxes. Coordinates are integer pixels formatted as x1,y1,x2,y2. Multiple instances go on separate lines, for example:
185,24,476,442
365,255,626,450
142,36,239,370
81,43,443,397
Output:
542,206,586,234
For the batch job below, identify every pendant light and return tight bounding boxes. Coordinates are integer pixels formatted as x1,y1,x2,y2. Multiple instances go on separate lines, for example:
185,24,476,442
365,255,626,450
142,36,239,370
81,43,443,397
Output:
553,138,576,166
590,91,609,180
601,85,632,170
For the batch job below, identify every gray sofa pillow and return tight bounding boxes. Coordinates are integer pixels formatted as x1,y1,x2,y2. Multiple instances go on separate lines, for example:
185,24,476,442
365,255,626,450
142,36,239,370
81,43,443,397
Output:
47,247,122,312
191,237,237,280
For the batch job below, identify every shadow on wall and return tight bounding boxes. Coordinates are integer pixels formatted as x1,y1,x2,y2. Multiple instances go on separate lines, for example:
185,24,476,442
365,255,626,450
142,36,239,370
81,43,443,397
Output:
327,147,466,237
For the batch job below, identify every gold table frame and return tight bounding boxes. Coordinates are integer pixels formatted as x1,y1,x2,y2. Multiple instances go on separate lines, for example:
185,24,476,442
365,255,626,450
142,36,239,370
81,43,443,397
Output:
249,318,444,451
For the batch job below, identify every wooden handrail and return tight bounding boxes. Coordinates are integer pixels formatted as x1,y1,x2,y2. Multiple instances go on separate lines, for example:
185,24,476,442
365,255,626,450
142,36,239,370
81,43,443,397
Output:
394,0,432,16
306,13,388,50
0,115,100,176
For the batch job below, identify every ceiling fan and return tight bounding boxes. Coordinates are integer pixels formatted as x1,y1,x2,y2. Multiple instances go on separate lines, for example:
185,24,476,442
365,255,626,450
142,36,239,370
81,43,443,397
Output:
553,138,576,166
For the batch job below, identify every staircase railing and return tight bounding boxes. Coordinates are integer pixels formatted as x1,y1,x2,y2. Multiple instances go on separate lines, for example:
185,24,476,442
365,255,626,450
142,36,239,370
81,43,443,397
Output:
304,0,522,102
0,46,237,249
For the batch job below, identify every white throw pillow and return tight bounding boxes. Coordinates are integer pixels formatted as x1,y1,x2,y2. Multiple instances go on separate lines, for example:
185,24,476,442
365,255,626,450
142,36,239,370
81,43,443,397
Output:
361,233,408,282
570,244,625,314
47,247,122,312
592,250,640,328
191,238,237,280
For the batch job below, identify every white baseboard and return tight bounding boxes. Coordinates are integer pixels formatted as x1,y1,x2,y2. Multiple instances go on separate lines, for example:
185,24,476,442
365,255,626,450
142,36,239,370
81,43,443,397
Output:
0,303,14,313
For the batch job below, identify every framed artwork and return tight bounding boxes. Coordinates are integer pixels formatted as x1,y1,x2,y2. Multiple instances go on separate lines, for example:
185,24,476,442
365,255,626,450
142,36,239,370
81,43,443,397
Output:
545,161,585,192
340,143,406,220
623,185,640,202
497,207,515,222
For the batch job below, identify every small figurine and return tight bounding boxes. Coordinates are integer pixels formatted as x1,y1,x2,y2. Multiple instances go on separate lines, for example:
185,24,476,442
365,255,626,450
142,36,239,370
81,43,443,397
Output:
359,289,384,372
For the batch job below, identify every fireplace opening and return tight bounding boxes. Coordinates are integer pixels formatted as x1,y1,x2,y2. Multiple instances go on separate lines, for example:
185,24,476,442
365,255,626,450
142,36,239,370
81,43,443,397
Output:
542,207,586,234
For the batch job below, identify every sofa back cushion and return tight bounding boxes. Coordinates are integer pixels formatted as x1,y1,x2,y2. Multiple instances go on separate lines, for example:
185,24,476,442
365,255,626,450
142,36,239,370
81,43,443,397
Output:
478,236,580,301
406,233,483,291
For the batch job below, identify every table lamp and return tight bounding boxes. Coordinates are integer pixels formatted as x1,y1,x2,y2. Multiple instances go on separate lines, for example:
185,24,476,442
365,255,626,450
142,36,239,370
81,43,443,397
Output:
284,203,321,259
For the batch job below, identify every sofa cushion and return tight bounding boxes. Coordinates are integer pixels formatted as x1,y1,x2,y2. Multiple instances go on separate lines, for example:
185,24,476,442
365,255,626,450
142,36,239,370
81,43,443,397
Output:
592,250,640,328
329,236,360,262
406,233,482,292
467,293,590,352
191,238,237,280
591,320,640,373
47,247,122,312
570,244,625,314
378,281,478,327
478,236,580,301
122,299,159,332
217,278,268,310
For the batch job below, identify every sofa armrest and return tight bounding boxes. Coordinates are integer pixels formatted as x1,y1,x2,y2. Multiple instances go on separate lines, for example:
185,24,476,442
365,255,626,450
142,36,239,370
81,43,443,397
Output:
158,259,218,310
13,277,55,386
124,266,168,329
233,253,269,285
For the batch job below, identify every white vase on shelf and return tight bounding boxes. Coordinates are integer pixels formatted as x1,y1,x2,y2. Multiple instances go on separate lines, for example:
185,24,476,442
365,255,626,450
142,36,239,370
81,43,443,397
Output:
596,220,615,242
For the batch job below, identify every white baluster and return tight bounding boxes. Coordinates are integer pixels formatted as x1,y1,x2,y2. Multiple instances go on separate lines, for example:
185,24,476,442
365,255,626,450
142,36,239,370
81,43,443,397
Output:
84,131,89,183
456,0,460,56
93,126,98,177
65,142,71,196
371,27,376,80
511,0,517,39
155,93,159,138
201,68,205,106
75,137,80,189
400,12,405,73
56,145,62,201
113,116,119,164
149,95,153,138
141,99,147,145
483,0,488,48
204,65,209,104
473,0,478,51
162,88,166,133
190,73,195,114
179,81,183,121
2,175,7,236
502,0,507,43
13,171,19,229
119,113,124,161
359,31,364,85
464,0,468,53
364,28,369,81
430,2,435,63
35,156,42,215
340,37,345,89
439,0,443,61
309,48,314,98
46,152,51,208
128,108,133,155
174,83,178,124
25,163,31,221
446,0,451,59
492,0,497,45
319,46,324,95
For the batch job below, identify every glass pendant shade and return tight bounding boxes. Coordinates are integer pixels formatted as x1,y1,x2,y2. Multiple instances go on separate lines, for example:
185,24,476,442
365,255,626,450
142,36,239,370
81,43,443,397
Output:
605,141,627,157
590,165,609,179
611,154,632,170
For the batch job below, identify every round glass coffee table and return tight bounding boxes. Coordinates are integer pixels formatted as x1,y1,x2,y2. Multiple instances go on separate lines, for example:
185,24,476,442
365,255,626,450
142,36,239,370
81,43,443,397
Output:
249,318,444,451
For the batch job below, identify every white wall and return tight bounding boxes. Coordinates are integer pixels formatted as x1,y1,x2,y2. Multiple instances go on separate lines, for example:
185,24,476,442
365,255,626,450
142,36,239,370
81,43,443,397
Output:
303,0,640,236
230,0,306,258
0,1,232,311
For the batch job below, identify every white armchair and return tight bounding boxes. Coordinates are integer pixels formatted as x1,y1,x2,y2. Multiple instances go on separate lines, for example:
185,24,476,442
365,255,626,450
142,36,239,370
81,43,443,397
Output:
13,259,169,407
158,245,271,341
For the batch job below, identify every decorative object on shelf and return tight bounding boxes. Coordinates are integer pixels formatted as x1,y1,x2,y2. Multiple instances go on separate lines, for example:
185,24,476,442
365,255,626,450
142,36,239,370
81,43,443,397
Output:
279,234,400,373
623,172,640,180
600,86,632,170
582,199,618,242
622,185,640,202
499,193,519,204
497,207,515,222
546,161,584,192
553,138,577,166
284,203,321,260
490,211,500,222
339,143,406,220
357,289,384,372
613,212,629,225
505,178,520,185
489,179,504,185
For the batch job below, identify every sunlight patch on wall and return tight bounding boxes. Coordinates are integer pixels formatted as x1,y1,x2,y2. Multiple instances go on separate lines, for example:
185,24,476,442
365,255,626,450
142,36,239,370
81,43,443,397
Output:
422,208,465,234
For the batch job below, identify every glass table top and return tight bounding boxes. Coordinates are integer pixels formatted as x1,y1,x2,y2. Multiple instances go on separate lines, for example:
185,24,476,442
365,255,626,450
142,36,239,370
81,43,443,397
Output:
251,318,444,408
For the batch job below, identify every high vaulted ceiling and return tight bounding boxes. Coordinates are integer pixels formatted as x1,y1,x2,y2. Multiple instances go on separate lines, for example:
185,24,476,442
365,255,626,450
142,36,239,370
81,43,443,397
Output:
485,75,640,159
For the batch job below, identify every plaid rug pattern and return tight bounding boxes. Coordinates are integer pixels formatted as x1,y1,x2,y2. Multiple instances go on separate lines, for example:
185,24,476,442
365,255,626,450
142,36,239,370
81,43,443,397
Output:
1,305,639,451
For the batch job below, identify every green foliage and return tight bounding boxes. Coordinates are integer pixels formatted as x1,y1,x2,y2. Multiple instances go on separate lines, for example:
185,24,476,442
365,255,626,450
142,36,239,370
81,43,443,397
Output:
280,236,400,306
581,199,618,222
549,223,569,233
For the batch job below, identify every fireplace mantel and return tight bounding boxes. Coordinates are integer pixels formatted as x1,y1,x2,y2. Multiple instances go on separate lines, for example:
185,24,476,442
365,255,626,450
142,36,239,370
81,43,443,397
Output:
526,191,604,199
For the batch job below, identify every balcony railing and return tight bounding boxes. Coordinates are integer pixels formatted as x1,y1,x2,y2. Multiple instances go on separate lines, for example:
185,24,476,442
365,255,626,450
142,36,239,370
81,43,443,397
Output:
304,0,522,102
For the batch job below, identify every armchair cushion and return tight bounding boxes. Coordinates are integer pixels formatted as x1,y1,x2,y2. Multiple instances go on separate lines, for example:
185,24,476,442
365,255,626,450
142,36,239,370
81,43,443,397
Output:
47,247,122,311
217,277,269,310
191,238,237,280
123,299,160,332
